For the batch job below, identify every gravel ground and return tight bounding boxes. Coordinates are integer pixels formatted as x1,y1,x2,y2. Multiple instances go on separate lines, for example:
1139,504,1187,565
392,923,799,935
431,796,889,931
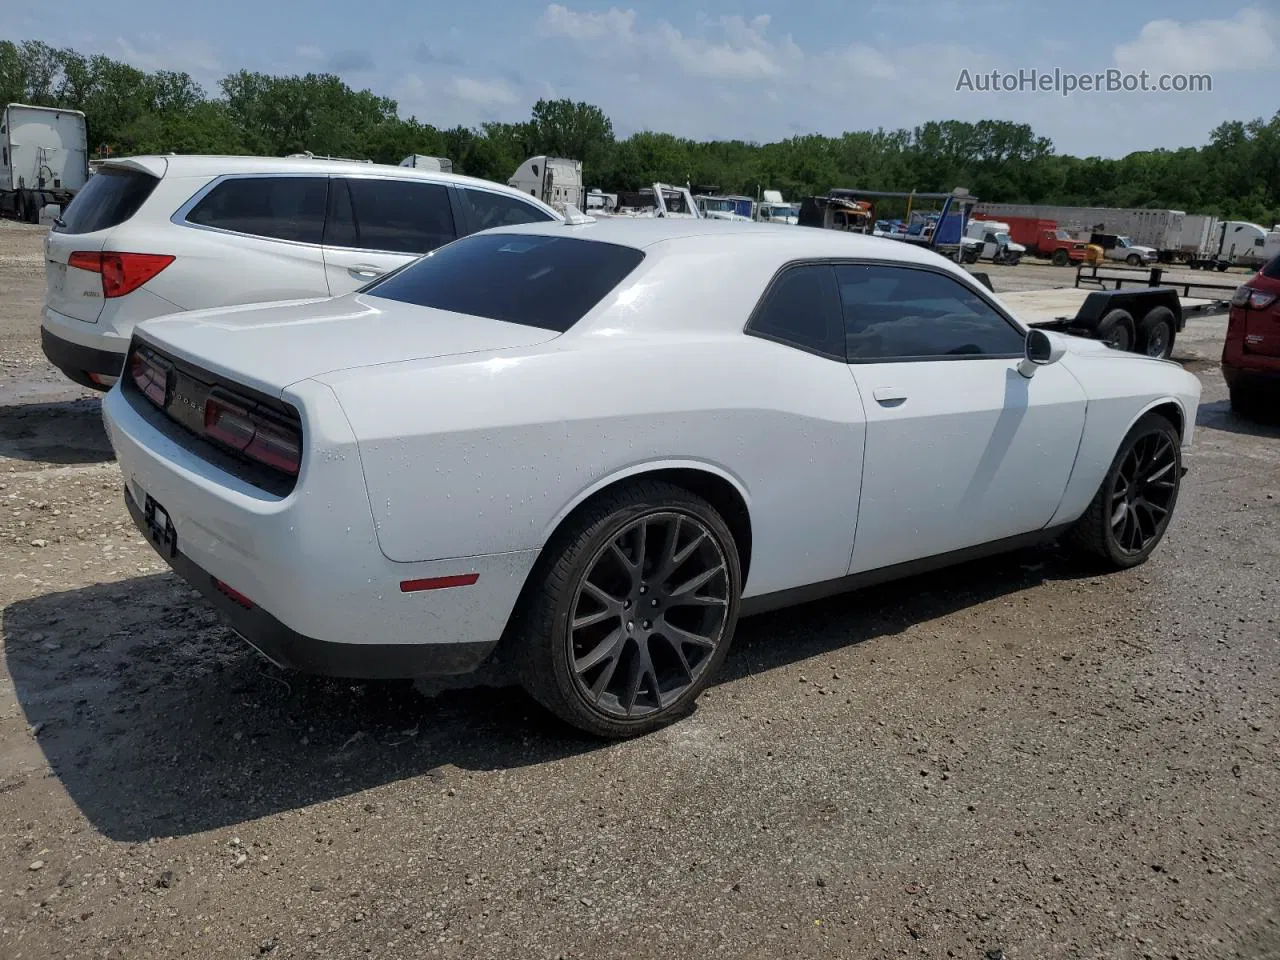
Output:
1,220,1278,959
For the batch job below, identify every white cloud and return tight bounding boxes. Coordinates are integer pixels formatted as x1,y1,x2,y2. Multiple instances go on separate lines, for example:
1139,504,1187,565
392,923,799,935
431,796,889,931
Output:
1114,8,1277,74
295,45,323,60
452,76,519,106
113,34,222,78
656,16,781,79
540,5,786,80
539,4,636,42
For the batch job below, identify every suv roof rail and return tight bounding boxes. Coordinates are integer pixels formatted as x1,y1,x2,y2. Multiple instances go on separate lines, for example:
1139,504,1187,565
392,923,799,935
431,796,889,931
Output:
284,151,373,163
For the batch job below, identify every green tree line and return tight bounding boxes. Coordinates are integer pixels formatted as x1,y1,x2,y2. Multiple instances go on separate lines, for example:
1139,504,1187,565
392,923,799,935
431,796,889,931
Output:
4,39,1279,222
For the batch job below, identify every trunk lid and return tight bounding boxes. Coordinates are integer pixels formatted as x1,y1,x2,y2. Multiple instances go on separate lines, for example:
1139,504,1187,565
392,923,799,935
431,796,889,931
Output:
45,160,165,323
132,292,563,397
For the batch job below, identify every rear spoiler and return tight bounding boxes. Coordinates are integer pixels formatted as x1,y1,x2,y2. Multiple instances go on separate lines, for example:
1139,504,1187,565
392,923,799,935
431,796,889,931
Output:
100,156,169,179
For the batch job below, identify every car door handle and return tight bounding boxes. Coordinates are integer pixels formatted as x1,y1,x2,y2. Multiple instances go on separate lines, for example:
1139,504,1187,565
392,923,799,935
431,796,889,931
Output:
872,387,908,404
347,265,384,279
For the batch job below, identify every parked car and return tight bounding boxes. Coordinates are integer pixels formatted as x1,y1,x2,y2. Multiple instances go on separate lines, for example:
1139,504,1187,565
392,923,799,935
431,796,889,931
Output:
1090,232,1158,266
102,219,1201,738
1224,254,1280,417
40,154,563,390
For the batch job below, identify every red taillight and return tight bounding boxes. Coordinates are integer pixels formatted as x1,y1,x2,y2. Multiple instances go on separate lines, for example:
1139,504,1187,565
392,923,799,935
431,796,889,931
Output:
1231,285,1277,310
204,394,302,476
67,251,174,298
129,350,169,406
68,250,102,272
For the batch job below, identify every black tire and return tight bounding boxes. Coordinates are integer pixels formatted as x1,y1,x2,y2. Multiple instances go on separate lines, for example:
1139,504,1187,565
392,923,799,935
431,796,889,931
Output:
1096,308,1135,352
1051,249,1070,267
13,191,26,224
1126,253,1142,266
1217,263,1230,272
1136,306,1176,359
520,480,742,738
1066,412,1182,570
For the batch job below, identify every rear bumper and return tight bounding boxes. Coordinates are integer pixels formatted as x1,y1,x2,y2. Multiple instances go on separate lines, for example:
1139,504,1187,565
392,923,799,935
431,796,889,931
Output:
40,326,126,388
103,380,538,679
123,486,495,678
1223,361,1280,393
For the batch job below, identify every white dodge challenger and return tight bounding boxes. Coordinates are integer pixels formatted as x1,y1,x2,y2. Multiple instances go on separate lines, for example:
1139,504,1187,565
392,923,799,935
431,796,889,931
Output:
102,218,1202,737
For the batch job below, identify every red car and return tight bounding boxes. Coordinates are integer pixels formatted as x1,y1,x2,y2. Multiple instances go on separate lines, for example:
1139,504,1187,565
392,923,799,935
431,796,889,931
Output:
1224,254,1280,417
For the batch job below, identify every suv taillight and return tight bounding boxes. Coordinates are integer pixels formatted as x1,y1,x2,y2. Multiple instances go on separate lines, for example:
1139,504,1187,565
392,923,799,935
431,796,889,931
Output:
1232,284,1276,309
68,251,174,298
204,392,302,476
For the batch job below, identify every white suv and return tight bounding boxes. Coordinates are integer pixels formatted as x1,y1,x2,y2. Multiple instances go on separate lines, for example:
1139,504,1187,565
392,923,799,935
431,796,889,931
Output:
40,155,563,389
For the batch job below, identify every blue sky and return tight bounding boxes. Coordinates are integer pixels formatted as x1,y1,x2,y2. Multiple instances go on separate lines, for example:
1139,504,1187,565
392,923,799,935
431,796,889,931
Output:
3,0,1277,157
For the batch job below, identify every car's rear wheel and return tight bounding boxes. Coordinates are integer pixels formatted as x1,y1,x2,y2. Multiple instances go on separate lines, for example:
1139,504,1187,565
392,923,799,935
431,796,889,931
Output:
1066,413,1181,569
520,481,742,738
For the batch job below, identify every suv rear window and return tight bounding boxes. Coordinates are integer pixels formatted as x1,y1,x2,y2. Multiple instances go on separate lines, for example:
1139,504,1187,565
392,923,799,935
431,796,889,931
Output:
364,232,644,331
54,167,158,234
186,176,328,244
1261,254,1280,280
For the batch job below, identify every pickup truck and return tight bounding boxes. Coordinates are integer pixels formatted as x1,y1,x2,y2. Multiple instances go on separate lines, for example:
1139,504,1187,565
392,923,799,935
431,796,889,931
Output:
1090,232,1158,266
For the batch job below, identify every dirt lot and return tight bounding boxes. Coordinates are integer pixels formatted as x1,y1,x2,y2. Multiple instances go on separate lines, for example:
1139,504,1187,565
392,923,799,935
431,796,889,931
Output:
0,219,1278,959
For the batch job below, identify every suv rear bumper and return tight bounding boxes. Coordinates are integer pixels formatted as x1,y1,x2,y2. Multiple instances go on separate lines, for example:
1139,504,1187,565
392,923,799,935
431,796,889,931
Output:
40,326,126,389
1223,360,1280,393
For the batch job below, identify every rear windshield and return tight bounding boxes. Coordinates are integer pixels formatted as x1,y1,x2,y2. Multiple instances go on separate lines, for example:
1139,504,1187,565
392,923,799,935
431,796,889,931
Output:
54,167,158,234
1261,254,1280,280
364,232,645,331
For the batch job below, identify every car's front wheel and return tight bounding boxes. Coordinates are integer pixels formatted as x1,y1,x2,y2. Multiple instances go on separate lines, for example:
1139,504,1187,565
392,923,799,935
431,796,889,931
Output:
1066,413,1182,569
521,481,742,738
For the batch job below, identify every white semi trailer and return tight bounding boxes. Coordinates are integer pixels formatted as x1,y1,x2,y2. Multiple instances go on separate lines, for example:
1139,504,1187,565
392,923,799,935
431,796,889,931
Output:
1,103,89,223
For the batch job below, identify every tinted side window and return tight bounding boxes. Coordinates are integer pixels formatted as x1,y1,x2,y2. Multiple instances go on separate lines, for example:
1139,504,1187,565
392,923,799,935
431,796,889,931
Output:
1261,254,1280,280
342,178,455,254
56,167,159,234
462,188,555,232
837,264,1025,360
746,263,844,359
185,176,327,244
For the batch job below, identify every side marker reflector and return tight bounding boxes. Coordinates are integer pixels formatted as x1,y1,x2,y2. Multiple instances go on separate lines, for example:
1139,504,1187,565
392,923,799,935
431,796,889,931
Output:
400,573,480,593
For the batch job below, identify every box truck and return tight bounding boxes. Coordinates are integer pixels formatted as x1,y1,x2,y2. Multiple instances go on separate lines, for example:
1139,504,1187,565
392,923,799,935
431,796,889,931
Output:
972,203,1184,261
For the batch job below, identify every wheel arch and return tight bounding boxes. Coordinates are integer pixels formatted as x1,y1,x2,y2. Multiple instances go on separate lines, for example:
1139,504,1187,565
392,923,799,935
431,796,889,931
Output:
490,461,755,666
1131,397,1187,441
538,460,754,585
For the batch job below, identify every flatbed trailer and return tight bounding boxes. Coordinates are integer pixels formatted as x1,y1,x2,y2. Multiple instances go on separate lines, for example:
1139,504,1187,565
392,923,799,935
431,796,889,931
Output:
967,263,1234,359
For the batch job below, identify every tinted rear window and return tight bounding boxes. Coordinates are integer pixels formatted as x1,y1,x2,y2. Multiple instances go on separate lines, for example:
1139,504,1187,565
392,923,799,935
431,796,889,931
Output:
364,233,645,331
54,167,158,234
1262,255,1280,280
186,176,328,244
